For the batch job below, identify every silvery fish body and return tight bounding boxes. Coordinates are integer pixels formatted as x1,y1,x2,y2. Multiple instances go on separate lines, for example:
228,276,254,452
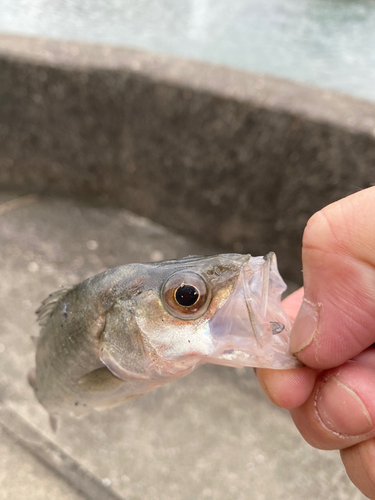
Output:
31,253,299,418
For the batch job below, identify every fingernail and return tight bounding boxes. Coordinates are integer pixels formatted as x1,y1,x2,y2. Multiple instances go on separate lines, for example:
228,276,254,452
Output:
290,299,319,354
316,376,373,437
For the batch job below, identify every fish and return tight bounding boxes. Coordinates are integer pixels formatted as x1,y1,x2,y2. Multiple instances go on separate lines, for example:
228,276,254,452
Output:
29,253,300,420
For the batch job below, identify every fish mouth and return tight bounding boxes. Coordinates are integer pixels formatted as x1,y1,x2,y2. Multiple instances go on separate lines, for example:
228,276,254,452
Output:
206,253,302,369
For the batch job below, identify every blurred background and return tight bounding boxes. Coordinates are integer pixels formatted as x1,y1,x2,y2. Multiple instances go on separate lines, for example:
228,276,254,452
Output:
2,0,375,101
0,1,374,499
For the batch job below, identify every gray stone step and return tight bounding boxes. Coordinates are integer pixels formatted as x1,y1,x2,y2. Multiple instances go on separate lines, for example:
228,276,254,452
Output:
0,193,365,500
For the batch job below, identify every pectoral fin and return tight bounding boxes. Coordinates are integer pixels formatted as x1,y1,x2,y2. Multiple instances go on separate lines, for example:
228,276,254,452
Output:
78,367,125,394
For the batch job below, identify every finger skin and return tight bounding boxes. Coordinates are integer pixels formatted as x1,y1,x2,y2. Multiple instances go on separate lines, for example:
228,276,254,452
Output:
290,350,375,451
292,187,375,369
341,439,375,500
256,366,318,410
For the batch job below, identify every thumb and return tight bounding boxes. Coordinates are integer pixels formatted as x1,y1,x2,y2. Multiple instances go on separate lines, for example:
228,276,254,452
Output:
290,187,375,369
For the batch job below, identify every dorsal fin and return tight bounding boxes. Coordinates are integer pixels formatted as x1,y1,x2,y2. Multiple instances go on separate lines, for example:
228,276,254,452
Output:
36,286,74,326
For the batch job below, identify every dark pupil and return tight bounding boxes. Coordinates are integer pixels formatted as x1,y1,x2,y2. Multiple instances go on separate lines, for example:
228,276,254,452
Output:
175,285,199,307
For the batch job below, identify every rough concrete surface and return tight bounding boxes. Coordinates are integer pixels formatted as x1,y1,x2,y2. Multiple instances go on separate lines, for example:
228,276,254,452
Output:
0,193,365,500
1,34,375,284
0,426,85,500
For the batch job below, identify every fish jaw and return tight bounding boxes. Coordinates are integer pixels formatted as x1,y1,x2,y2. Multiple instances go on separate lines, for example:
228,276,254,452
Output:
207,253,302,369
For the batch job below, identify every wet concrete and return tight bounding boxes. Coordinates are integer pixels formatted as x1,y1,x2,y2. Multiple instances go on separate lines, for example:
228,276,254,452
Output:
0,193,365,500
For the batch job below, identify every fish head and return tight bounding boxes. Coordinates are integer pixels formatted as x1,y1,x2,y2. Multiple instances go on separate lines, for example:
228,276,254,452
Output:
100,254,249,380
100,252,300,385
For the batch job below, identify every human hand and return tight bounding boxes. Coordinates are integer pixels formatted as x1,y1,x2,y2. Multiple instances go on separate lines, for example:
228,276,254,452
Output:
256,187,375,499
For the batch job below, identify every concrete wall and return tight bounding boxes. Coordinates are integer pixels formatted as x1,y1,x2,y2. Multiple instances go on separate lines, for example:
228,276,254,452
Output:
1,33,375,283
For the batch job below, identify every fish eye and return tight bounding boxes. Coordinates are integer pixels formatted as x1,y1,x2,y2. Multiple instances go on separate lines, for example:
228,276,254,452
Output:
175,284,200,307
162,271,211,320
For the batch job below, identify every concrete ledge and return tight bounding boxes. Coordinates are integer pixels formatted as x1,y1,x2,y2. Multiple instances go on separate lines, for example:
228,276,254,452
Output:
1,33,375,282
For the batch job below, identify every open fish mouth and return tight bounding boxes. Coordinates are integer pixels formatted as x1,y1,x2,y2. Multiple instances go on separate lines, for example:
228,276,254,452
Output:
207,253,301,369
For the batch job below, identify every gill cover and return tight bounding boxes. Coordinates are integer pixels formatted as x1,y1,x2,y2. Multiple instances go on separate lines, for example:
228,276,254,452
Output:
99,302,149,380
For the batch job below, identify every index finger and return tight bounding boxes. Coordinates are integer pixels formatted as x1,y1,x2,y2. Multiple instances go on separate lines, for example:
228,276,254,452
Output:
290,187,375,369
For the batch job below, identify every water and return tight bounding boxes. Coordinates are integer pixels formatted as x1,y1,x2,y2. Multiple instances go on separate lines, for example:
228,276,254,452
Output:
1,0,375,102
